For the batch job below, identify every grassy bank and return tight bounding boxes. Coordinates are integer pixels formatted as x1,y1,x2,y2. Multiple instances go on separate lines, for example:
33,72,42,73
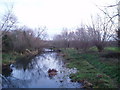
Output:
2,50,39,65
61,48,119,88
2,50,40,77
2,52,22,64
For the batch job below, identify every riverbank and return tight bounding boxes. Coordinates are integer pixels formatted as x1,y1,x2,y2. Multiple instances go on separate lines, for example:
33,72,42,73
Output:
60,48,119,88
2,49,40,64
2,52,21,65
2,49,40,76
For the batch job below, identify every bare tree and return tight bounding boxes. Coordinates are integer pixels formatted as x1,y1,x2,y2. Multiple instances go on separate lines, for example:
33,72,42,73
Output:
53,28,71,48
0,9,18,37
118,1,120,47
87,14,115,52
53,26,91,51
74,27,91,51
95,1,119,47
2,25,47,53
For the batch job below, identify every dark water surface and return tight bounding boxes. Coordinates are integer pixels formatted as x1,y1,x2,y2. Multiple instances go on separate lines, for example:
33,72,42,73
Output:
2,51,81,88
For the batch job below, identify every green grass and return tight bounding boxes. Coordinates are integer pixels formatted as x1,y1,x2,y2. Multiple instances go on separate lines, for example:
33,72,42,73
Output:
2,50,40,65
2,52,21,64
61,48,118,88
105,47,120,52
89,46,120,52
79,53,119,83
89,46,98,51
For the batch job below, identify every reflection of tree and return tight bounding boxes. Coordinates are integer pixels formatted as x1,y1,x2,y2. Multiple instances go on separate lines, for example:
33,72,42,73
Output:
15,55,35,70
2,52,79,88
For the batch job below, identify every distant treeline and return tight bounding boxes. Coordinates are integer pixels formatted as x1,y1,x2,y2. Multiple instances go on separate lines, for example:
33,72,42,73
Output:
52,16,117,52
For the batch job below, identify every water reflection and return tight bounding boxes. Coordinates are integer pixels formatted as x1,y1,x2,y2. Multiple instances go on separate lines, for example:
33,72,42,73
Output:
2,52,81,88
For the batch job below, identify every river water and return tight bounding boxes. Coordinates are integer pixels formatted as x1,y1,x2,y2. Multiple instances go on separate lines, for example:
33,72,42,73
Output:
2,51,81,88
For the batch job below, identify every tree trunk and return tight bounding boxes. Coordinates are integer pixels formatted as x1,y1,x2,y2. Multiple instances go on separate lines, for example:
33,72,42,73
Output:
118,1,120,47
118,28,120,47
96,45,104,52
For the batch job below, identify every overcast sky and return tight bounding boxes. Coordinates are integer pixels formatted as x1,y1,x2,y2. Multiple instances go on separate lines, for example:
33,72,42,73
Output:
0,0,118,38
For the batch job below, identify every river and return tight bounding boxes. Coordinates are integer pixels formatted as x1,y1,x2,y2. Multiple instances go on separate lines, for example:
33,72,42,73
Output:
2,50,81,88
